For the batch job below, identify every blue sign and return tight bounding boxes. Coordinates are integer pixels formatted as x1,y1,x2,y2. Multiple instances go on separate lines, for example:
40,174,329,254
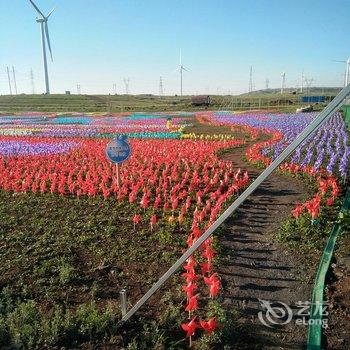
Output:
105,135,131,164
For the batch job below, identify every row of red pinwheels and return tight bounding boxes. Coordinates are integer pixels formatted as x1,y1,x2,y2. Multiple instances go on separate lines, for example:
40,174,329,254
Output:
0,136,250,342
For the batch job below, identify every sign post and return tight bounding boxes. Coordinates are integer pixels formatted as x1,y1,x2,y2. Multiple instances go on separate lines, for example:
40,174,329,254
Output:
105,135,131,187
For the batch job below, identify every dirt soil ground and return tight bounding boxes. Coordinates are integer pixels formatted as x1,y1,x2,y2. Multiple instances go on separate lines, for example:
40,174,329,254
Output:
324,256,350,350
219,144,317,350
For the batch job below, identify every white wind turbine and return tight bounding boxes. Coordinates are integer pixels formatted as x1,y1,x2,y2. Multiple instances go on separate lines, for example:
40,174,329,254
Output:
28,0,55,94
178,50,188,96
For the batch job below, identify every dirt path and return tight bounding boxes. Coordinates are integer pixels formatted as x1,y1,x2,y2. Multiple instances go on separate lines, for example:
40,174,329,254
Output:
219,144,315,350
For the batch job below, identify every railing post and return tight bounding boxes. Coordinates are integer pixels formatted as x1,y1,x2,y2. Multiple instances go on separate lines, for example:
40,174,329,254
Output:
119,289,127,317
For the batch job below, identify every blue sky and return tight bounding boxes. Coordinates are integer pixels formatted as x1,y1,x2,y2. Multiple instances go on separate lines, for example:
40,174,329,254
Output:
0,0,349,95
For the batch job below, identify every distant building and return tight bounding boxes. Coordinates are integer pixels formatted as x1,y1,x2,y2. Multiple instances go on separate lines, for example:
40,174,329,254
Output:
300,96,325,103
191,95,211,106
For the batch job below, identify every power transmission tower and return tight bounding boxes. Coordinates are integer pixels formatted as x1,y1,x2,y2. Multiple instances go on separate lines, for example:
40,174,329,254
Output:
12,66,18,94
304,77,314,94
123,78,130,95
248,66,253,93
6,67,12,95
300,71,304,93
113,83,117,95
30,69,35,94
159,76,164,97
281,72,286,94
77,84,81,94
265,78,270,90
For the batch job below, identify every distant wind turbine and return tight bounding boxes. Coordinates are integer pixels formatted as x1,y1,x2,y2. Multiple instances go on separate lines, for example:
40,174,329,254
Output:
28,0,56,94
178,50,188,96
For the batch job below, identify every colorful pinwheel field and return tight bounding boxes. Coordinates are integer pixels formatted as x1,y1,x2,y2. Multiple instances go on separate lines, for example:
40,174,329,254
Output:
0,111,349,349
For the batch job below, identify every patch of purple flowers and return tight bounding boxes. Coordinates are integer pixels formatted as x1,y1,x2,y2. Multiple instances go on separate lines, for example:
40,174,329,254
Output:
0,141,78,156
213,112,350,178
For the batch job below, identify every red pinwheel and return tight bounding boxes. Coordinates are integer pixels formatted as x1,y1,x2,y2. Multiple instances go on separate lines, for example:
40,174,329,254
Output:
133,214,141,230
182,271,197,284
140,195,149,210
185,295,198,312
204,273,221,298
200,261,212,275
200,318,217,333
182,282,197,299
291,204,303,218
178,213,184,225
326,197,334,206
150,214,157,231
181,317,198,338
202,245,215,261
183,263,196,275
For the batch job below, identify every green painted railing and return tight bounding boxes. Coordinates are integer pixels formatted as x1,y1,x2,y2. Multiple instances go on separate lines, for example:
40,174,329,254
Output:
307,186,350,349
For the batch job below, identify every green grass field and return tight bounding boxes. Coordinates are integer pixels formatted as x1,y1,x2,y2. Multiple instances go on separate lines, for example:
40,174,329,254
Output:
0,92,331,114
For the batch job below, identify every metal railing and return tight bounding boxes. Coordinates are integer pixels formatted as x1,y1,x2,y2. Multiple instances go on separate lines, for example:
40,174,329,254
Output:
118,84,350,325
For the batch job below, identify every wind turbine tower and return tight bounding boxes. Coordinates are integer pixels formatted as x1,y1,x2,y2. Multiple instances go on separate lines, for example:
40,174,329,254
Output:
6,67,12,95
280,72,286,94
178,50,188,96
28,0,55,94
12,67,18,95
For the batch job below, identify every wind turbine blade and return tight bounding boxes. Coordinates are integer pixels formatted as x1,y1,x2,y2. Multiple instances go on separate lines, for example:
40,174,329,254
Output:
180,49,182,66
182,66,189,72
45,22,53,61
46,6,56,18
332,60,346,63
28,0,45,18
